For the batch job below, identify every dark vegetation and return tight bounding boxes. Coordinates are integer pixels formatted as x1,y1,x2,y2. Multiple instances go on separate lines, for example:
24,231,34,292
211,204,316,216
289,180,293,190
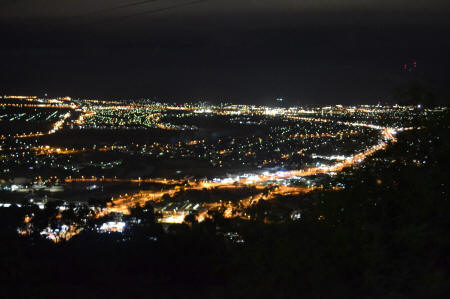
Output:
1,113,449,298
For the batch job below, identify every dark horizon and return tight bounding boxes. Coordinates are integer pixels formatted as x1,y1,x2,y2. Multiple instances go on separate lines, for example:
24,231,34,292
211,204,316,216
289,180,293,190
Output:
1,0,450,105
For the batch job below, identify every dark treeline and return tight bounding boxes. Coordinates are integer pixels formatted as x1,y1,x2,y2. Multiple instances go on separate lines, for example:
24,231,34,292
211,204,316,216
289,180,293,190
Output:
1,112,449,298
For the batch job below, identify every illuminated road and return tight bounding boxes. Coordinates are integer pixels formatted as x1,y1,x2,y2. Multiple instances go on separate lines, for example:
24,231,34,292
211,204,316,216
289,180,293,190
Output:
68,124,398,223
3,96,401,225
10,111,71,139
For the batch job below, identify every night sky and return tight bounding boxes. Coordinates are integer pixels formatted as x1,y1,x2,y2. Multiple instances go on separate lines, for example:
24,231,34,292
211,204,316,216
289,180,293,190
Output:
1,0,449,105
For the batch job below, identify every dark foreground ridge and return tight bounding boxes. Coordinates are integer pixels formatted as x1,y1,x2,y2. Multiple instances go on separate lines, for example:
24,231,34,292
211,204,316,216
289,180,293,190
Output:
1,113,449,299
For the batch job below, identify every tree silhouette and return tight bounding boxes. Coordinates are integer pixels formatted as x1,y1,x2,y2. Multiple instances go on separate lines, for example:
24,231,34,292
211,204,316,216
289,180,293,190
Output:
184,211,198,225
124,202,162,237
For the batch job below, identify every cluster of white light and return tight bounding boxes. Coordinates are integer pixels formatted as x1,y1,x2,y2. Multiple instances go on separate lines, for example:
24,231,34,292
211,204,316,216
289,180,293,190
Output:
99,221,126,232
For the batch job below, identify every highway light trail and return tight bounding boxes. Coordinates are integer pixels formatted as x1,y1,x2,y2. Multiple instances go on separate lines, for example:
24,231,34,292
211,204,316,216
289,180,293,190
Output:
3,95,432,235
11,111,71,139
96,123,398,222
